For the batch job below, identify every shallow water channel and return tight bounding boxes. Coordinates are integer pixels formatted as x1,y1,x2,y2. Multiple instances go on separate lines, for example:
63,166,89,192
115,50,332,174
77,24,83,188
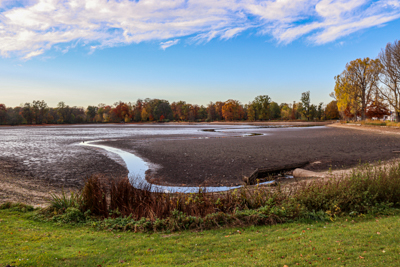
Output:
81,140,275,193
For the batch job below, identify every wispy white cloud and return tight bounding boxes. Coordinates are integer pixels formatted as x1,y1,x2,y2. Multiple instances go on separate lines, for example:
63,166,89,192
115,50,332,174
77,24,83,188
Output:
22,49,44,60
0,0,399,59
160,39,180,50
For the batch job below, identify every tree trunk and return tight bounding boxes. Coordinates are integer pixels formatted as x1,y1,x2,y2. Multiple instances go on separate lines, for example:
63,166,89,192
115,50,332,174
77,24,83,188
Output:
361,90,366,120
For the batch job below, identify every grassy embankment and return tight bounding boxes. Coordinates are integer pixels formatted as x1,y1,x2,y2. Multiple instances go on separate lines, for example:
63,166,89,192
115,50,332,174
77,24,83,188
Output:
2,162,400,266
1,206,400,266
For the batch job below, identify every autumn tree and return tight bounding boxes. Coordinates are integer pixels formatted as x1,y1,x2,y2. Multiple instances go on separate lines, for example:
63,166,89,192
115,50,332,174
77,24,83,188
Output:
334,74,358,120
141,108,149,121
112,101,130,122
290,101,296,120
325,101,340,119
378,40,400,121
222,99,244,121
206,102,217,121
246,103,256,121
188,104,198,121
280,103,291,120
336,58,381,120
366,93,390,119
171,101,189,121
215,101,225,120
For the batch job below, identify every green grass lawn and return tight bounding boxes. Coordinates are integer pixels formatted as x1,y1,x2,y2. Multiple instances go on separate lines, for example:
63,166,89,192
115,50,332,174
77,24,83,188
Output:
1,209,400,266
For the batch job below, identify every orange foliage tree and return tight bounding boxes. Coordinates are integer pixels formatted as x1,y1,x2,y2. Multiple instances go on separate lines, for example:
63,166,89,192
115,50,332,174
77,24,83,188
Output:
366,99,390,119
325,101,340,119
112,101,130,122
222,99,244,121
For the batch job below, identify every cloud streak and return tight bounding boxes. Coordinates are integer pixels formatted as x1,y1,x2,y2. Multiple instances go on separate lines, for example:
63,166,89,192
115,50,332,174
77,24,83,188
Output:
0,0,399,59
160,39,180,50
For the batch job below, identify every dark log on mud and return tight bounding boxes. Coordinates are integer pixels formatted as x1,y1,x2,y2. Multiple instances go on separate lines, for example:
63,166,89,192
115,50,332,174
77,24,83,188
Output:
243,161,309,185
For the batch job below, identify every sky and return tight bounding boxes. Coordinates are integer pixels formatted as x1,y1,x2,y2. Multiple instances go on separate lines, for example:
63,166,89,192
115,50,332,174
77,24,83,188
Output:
0,0,400,108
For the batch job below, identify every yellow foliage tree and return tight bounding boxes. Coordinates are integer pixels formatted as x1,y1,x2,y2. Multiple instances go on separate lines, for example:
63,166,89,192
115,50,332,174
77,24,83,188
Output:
141,108,149,122
334,57,381,120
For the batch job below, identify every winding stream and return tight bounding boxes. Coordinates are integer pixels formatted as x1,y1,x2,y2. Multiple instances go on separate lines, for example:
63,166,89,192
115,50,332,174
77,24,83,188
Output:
80,141,275,193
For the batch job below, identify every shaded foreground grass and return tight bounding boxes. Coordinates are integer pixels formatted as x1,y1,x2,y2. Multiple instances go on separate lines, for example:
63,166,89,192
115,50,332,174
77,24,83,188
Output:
1,208,400,266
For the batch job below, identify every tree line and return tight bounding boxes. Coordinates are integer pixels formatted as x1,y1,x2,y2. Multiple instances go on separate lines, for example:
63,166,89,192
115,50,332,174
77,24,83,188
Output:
0,94,340,125
334,39,400,121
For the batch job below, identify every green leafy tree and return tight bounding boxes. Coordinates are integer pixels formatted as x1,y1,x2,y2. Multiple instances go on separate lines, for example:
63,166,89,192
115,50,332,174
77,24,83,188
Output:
86,106,98,122
21,103,34,124
6,107,24,125
269,102,281,120
300,91,311,120
153,101,173,121
32,100,48,124
317,102,324,120
309,104,317,120
252,95,271,120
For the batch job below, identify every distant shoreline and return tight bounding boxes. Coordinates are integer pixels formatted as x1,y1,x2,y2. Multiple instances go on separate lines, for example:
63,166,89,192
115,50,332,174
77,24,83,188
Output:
0,120,333,127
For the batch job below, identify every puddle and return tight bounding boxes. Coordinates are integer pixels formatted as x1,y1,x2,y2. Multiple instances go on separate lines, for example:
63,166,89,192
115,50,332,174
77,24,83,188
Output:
81,141,275,193
244,133,264,137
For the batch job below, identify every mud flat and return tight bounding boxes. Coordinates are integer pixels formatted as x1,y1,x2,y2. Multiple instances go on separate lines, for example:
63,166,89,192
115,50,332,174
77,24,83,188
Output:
96,125,400,187
1,123,400,195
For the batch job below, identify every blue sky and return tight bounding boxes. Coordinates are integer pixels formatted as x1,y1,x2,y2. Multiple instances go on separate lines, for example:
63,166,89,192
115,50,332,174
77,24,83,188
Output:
1,0,400,107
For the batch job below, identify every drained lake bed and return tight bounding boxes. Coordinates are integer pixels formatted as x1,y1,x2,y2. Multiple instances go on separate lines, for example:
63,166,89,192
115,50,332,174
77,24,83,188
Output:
1,122,400,189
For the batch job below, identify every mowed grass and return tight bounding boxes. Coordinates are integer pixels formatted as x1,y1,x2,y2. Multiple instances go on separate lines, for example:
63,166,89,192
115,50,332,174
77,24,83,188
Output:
1,209,400,266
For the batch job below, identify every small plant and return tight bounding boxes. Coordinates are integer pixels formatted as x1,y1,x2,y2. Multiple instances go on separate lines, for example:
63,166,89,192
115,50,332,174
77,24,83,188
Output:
49,188,83,213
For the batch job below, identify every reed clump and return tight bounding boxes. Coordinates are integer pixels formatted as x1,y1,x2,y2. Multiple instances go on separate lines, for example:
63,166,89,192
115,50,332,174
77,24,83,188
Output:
81,176,289,220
